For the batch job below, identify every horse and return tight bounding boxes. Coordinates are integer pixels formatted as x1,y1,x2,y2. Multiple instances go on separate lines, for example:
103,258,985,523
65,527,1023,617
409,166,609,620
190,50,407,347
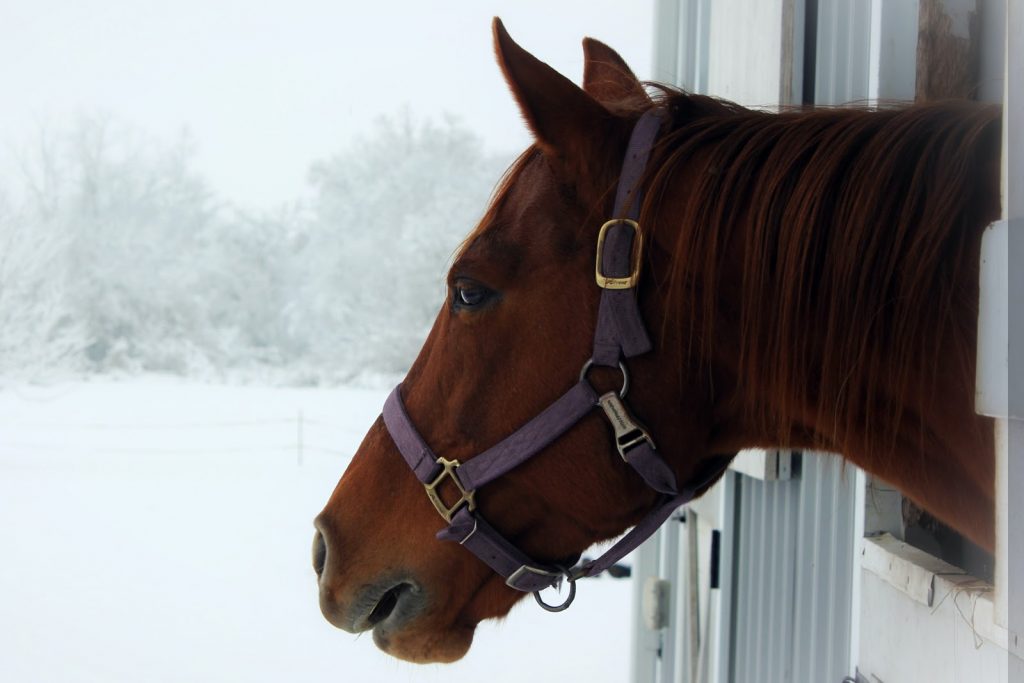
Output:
313,19,1002,663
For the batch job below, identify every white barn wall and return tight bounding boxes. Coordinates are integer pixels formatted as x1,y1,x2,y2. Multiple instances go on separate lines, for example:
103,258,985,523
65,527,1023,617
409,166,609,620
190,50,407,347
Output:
706,0,786,107
859,571,1009,682
639,2,1020,682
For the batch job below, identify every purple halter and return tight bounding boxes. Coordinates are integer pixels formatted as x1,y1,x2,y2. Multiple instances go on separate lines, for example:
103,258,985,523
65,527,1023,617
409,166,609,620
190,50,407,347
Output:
382,109,726,611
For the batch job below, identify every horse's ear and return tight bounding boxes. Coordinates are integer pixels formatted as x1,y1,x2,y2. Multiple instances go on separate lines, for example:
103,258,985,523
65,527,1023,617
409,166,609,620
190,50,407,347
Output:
582,38,651,105
493,18,611,161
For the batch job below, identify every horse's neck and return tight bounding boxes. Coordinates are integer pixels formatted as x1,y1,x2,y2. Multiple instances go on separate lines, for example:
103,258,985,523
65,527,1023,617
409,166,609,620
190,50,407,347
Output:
648,103,1000,549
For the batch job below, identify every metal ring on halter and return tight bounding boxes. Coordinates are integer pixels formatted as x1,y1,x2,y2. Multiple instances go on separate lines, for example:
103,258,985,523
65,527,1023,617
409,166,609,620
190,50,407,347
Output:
579,359,629,398
532,571,577,612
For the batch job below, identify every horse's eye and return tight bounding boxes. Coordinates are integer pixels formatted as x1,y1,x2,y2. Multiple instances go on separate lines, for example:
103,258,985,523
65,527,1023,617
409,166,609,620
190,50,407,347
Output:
454,284,489,309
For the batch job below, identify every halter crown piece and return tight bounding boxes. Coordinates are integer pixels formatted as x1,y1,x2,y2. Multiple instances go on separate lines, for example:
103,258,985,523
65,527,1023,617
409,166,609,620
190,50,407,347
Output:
382,108,726,611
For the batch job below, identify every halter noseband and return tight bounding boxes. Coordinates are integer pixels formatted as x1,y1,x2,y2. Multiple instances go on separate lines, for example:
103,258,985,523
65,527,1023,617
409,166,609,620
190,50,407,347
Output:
382,108,725,611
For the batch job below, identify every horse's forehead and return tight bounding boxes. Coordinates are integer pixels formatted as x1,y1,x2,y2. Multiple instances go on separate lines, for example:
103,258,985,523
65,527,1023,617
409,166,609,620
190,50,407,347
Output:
458,154,570,273
487,154,562,234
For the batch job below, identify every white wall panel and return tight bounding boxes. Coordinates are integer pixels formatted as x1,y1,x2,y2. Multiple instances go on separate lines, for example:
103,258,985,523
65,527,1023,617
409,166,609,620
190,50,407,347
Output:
707,0,787,106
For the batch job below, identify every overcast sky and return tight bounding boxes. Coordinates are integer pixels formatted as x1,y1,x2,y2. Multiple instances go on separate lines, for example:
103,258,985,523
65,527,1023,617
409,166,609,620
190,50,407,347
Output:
0,1,653,209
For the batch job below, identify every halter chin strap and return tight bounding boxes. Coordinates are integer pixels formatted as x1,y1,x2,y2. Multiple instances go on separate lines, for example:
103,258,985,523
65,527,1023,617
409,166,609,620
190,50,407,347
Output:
381,108,728,610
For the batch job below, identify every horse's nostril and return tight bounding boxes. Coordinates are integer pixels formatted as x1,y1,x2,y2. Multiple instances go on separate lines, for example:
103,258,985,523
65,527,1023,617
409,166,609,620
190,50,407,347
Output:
312,530,327,578
366,584,404,627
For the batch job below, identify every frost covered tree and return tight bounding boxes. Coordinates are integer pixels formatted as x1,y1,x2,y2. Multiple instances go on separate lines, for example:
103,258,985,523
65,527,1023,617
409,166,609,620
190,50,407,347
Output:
296,112,509,380
0,175,78,378
0,117,284,379
0,111,509,383
59,118,222,374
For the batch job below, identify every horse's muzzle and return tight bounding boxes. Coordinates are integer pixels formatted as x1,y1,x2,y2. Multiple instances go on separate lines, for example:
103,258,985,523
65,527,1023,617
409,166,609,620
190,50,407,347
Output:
312,526,424,635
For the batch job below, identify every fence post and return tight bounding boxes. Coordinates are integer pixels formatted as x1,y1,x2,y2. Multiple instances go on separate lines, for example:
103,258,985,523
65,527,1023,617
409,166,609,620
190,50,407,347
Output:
298,410,304,466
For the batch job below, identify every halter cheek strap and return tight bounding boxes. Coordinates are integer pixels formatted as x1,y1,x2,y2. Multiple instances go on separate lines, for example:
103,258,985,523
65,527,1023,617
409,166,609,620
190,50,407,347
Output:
381,108,729,609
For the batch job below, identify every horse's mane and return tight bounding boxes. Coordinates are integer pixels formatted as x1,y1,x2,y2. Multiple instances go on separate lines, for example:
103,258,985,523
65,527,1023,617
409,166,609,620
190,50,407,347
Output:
640,88,1002,457
460,86,1000,463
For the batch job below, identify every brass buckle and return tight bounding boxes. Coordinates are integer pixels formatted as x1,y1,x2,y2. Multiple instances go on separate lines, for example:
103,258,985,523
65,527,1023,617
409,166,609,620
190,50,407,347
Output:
595,219,643,289
424,457,476,523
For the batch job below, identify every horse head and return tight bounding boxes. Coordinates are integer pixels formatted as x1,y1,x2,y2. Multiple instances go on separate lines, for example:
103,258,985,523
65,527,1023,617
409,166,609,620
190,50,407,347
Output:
312,16,1001,665
312,20,726,663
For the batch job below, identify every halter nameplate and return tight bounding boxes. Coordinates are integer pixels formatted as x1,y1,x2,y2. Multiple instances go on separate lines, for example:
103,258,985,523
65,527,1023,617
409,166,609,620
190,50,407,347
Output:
597,392,655,459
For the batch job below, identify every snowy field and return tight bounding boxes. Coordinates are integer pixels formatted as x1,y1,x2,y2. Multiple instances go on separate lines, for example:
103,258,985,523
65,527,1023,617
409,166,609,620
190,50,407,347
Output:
0,379,632,683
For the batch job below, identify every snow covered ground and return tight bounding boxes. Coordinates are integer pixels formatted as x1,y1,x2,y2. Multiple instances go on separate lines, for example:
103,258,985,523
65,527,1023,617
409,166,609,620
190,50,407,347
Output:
0,379,632,682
